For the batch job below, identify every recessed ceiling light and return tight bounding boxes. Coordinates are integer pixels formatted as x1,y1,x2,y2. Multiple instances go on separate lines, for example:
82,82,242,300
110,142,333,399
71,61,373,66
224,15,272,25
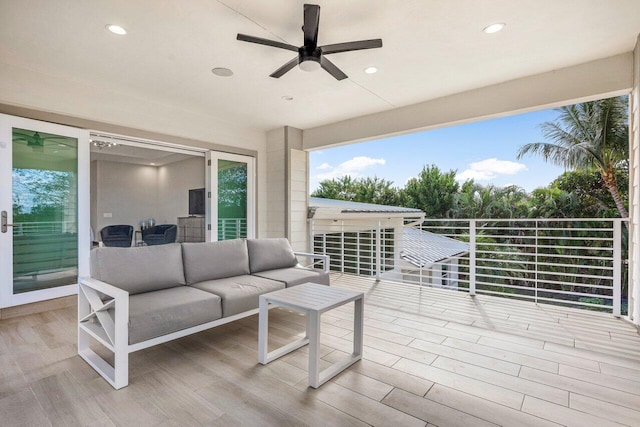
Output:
150,163,156,166
483,23,505,34
281,96,294,101
364,66,378,74
106,24,127,35
212,67,233,77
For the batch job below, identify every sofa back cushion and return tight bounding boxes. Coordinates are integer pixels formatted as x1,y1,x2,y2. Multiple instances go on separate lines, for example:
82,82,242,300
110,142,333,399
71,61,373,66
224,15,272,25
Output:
182,239,250,285
247,238,298,273
90,243,186,294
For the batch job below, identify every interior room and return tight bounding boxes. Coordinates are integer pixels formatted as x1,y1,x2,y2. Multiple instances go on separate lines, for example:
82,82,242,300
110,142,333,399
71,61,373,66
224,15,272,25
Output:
90,138,206,246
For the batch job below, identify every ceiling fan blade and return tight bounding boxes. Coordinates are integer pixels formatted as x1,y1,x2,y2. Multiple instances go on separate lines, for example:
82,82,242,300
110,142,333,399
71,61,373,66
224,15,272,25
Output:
303,4,320,48
270,56,300,78
320,56,347,81
237,34,298,52
321,39,383,55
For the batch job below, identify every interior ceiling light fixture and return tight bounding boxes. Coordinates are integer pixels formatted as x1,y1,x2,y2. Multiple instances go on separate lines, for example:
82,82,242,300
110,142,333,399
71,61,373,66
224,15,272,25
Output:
211,67,233,77
237,4,382,81
91,139,118,149
106,24,127,35
483,23,506,34
364,66,378,74
282,95,294,101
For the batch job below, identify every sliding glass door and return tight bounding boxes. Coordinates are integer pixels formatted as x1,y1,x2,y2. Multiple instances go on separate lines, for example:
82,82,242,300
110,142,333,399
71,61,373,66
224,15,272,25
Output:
0,114,89,308
206,152,255,241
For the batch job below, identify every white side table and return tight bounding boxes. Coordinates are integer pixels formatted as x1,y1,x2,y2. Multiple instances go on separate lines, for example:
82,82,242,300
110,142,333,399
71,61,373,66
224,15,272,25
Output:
258,282,364,388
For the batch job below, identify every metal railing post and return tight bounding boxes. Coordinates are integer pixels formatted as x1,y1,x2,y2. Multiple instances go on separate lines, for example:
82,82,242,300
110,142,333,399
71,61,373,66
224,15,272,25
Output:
535,220,539,305
340,220,345,274
376,221,382,281
469,220,476,296
613,219,622,317
356,232,361,276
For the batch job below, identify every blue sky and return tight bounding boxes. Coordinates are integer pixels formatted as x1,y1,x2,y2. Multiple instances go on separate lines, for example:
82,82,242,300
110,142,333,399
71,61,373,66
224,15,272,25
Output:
309,108,567,193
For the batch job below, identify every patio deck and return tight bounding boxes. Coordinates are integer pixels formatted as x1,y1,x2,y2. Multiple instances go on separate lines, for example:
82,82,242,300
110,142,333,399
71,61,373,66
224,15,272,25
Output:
1,273,639,426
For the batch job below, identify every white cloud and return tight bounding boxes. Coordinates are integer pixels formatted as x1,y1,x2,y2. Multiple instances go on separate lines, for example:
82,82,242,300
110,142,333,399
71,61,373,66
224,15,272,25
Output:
457,158,527,182
315,156,386,181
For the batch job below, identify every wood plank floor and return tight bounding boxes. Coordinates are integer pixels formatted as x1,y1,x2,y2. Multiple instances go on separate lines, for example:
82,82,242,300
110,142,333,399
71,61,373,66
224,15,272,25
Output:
1,273,639,426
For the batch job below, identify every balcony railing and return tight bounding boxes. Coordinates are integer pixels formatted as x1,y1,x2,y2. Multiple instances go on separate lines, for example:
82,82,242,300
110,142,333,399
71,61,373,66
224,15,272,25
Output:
12,220,77,236
310,218,627,316
218,218,247,241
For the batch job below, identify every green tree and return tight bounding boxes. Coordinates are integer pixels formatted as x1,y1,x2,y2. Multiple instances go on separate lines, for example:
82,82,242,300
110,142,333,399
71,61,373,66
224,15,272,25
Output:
311,176,402,205
404,165,459,218
517,96,629,218
551,168,628,218
352,177,403,206
311,176,357,200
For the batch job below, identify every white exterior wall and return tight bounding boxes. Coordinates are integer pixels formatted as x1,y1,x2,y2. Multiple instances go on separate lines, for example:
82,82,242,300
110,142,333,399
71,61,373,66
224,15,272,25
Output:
630,35,640,325
265,126,309,251
266,128,286,238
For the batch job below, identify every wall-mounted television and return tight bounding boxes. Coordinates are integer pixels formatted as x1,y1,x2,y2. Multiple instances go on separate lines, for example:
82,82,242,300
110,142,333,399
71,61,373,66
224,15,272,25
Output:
189,188,205,216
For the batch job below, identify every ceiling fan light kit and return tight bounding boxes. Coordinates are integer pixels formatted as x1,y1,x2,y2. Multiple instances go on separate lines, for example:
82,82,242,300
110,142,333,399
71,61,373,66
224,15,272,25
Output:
237,4,382,80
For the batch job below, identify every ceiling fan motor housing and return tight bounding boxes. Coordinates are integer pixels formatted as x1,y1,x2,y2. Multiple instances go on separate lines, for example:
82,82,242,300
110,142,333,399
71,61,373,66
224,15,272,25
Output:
299,47,322,71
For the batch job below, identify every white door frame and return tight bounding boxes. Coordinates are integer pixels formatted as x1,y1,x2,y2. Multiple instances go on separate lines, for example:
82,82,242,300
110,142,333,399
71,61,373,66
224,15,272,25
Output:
206,151,255,241
0,114,90,308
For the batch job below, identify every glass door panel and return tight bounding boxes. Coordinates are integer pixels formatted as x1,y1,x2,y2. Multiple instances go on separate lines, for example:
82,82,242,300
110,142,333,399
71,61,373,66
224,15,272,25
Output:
206,152,255,241
1,114,89,308
12,128,78,293
217,159,248,240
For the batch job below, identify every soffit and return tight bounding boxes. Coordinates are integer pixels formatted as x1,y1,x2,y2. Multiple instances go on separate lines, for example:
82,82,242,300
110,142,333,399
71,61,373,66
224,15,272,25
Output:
0,1,638,133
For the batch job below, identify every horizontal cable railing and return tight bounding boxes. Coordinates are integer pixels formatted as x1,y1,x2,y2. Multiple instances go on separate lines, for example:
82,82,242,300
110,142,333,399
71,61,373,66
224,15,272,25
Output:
13,221,77,236
310,218,627,315
218,218,247,241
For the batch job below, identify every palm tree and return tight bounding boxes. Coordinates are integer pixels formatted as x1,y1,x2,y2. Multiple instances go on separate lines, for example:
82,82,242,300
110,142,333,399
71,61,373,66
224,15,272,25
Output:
517,96,629,218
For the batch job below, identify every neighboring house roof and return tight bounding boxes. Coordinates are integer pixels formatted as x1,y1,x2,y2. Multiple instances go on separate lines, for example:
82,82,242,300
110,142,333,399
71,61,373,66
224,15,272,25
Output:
309,197,423,218
399,227,470,268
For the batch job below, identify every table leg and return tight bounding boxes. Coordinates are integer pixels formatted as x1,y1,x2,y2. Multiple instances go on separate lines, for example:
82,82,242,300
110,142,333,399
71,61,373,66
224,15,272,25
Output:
258,296,268,364
354,296,364,357
307,311,321,388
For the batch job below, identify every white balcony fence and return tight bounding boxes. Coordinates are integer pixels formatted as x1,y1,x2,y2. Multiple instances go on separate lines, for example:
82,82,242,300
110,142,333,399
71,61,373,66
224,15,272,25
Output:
13,220,77,235
310,218,627,316
218,218,247,241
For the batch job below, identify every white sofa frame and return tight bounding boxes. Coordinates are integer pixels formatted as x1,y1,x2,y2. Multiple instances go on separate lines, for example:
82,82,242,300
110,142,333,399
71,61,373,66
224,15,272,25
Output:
77,252,329,389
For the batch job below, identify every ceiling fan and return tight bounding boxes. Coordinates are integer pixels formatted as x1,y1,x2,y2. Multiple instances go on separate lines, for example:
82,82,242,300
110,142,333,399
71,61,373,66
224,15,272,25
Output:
13,129,73,152
237,4,382,81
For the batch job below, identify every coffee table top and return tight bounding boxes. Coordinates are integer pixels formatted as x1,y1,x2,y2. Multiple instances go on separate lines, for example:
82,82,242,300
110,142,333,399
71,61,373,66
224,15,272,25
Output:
261,283,363,313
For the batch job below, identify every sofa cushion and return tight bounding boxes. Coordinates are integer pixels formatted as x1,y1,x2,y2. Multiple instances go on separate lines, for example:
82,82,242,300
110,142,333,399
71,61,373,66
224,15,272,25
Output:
122,286,222,345
182,240,250,285
246,238,298,273
91,243,185,295
253,267,330,288
191,275,284,317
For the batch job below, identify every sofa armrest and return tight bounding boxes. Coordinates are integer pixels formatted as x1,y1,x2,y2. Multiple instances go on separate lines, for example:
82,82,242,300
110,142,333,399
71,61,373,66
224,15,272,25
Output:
78,276,130,388
294,252,330,273
79,276,129,300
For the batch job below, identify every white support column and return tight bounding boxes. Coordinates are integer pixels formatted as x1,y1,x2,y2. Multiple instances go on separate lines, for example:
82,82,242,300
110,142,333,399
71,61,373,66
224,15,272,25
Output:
630,35,640,325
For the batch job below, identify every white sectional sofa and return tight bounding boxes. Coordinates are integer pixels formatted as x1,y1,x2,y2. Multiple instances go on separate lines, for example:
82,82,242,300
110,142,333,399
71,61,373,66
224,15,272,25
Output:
78,238,329,389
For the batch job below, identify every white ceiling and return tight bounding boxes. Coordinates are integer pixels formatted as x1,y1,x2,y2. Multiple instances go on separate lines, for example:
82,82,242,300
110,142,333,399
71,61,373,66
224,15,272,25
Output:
90,143,197,166
0,0,639,133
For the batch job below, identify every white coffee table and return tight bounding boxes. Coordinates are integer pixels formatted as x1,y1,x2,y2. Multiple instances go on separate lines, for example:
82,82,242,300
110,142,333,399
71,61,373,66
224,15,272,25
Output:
258,282,364,388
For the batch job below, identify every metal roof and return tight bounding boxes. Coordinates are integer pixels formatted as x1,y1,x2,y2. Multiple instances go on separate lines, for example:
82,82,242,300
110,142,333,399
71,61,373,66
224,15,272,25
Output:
309,197,423,215
399,227,470,268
